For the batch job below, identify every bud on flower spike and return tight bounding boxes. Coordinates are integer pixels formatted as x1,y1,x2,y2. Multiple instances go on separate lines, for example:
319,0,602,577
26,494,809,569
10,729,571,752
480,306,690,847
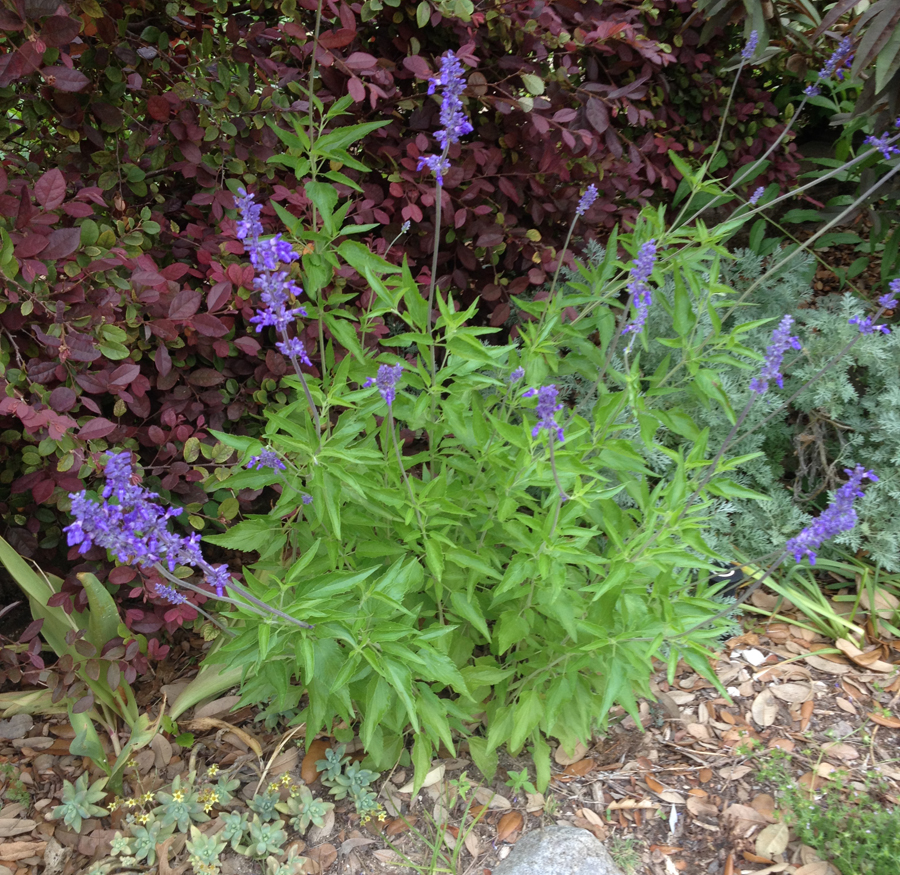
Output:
750,315,801,394
621,240,658,346
365,363,404,407
523,384,564,443
742,30,758,62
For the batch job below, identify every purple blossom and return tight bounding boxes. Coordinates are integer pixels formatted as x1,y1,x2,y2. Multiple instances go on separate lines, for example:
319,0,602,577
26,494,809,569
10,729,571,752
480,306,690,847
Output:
621,240,658,344
748,186,765,206
418,50,473,184
236,189,308,336
804,37,853,96
247,449,286,471
509,366,525,383
785,465,877,564
276,336,312,366
576,184,598,218
881,280,899,308
742,31,758,62
302,493,313,505
750,315,801,394
365,363,404,407
849,314,890,335
401,220,411,233
64,453,230,597
864,133,900,161
155,583,189,605
523,384,564,443
416,154,451,187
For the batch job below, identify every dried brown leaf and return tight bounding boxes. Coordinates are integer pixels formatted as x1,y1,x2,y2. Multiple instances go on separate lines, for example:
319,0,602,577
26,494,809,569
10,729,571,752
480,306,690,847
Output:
751,689,779,727
755,822,790,857
497,811,523,842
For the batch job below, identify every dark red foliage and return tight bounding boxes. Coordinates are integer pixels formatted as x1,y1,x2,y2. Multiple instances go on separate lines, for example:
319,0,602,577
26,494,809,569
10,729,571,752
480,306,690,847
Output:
0,0,799,651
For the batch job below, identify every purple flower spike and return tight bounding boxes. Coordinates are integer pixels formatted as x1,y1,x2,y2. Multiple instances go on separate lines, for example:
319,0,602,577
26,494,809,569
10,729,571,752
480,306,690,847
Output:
785,465,877,565
805,36,854,96
418,50,473,185
865,133,900,162
749,186,765,206
576,184,598,218
365,363,404,407
621,240,658,345
523,384,564,443
247,449,286,472
849,315,890,335
509,366,525,383
882,280,900,308
155,583,189,605
276,336,312,367
750,315,801,394
742,30,758,62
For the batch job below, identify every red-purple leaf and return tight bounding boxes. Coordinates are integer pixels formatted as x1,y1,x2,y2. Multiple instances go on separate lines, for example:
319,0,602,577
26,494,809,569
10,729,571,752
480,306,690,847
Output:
62,201,94,217
32,479,55,504
15,234,48,259
41,66,90,92
34,168,66,210
40,15,81,47
109,363,140,388
41,227,81,260
0,10,24,30
48,386,77,412
75,372,109,394
191,313,228,337
147,95,170,120
179,141,201,164
347,76,366,103
207,281,232,312
155,344,172,377
345,52,378,70
169,289,201,319
403,55,432,79
552,108,578,123
585,98,609,135
132,269,165,287
234,336,261,355
186,368,225,387
161,262,190,280
77,417,117,440
318,28,356,49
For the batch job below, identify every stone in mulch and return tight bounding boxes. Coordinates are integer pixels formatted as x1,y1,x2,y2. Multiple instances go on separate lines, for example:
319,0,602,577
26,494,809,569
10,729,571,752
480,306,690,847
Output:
492,824,625,875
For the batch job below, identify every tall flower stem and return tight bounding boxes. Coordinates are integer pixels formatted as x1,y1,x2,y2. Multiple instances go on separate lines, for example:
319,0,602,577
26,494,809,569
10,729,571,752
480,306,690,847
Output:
388,409,425,535
279,328,321,436
426,169,446,385
536,217,578,334
547,435,568,538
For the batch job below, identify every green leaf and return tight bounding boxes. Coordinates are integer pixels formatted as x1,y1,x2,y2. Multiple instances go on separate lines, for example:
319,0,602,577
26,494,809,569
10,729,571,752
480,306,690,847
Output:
467,736,498,782
705,478,771,501
449,591,490,640
411,733,433,794
416,0,430,27
520,73,545,95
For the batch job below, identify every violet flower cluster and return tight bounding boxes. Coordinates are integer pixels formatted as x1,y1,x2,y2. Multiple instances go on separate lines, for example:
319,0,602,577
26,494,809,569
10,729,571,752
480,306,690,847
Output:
749,315,801,394
365,363,404,408
864,133,900,162
523,384,564,443
621,240,658,346
785,465,877,564
849,284,899,335
741,31,758,62
417,51,473,186
235,188,311,367
576,184,598,218
804,37,853,96
247,449,286,471
748,186,765,206
64,453,232,599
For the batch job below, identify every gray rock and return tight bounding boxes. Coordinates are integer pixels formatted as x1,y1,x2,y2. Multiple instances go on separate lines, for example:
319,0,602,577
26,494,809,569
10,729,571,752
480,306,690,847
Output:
492,825,626,875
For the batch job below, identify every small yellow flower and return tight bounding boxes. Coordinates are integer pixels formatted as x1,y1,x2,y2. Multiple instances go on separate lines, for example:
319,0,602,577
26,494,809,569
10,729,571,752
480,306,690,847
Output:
172,789,185,802
206,764,220,778
125,798,139,809
136,812,151,825
141,792,154,805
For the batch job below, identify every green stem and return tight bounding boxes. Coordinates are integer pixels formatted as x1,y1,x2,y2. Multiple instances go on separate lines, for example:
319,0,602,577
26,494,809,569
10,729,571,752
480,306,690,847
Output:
388,408,425,536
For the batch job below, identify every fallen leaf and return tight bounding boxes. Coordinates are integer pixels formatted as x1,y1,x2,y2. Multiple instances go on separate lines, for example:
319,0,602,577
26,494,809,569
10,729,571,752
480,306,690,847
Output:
307,808,335,843
687,788,708,797
372,848,403,864
698,768,713,783
659,791,686,804
577,808,604,826
0,715,32,740
497,811,523,842
607,799,659,811
835,638,896,673
794,864,832,875
822,742,859,761
724,852,734,875
804,654,851,674
473,787,512,809
524,792,544,813
768,738,795,753
719,764,753,780
306,843,337,872
868,711,900,728
0,819,37,838
751,689,779,727
562,758,594,776
340,837,376,855
650,844,683,854
193,695,242,720
301,739,331,784
464,830,483,857
0,840,47,861
800,699,815,731
770,683,813,703
385,816,416,836
184,718,262,757
399,764,445,793
750,793,776,819
645,775,666,794
744,851,777,863
835,698,858,715
723,803,772,835
686,796,718,818
554,741,588,765
756,822,790,857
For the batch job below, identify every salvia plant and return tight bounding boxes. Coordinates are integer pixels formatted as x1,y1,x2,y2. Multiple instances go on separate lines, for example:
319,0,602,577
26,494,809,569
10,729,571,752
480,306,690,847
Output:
59,34,900,792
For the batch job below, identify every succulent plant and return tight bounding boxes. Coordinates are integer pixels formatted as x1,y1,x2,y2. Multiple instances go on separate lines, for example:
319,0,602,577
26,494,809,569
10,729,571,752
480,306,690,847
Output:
315,744,350,785
248,787,281,822
265,845,310,875
186,824,228,875
128,817,172,866
153,773,210,832
50,773,109,833
275,784,334,834
326,760,377,801
220,809,250,851
246,815,287,858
